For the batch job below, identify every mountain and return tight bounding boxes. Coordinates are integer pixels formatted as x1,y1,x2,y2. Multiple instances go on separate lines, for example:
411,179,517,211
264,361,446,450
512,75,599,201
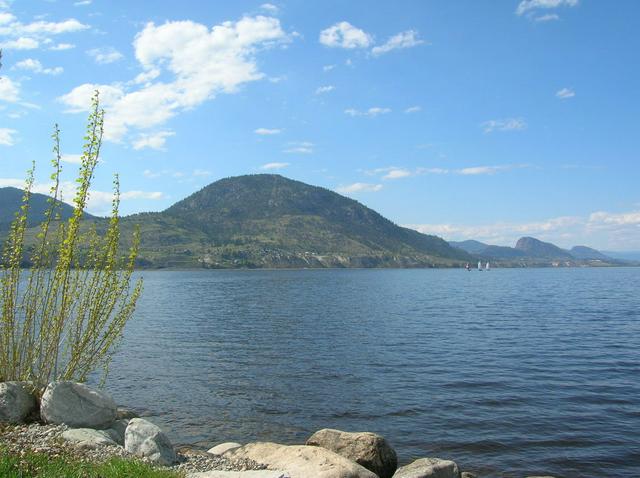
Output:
449,240,489,254
515,237,574,259
570,246,612,261
0,186,93,232
117,174,471,268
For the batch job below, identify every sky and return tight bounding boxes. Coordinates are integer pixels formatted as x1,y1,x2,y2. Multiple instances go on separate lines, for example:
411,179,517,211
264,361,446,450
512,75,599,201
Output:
0,0,639,251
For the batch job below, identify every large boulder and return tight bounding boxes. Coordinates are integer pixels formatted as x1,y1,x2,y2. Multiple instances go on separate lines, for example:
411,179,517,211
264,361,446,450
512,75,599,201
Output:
224,442,378,478
207,442,242,455
393,458,460,478
307,428,398,478
40,382,116,429
187,472,290,478
124,418,177,466
61,428,120,449
0,382,36,424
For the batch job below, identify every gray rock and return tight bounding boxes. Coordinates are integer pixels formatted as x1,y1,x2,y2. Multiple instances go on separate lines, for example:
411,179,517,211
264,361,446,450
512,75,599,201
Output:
40,382,116,429
307,428,398,478
460,473,477,478
393,458,460,478
0,382,36,424
61,428,120,448
187,472,290,478
116,407,139,420
224,442,378,478
124,417,177,465
207,442,242,455
106,419,129,445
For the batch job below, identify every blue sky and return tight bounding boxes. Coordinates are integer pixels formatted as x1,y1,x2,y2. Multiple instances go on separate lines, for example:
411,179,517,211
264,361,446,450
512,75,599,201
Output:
1,0,639,250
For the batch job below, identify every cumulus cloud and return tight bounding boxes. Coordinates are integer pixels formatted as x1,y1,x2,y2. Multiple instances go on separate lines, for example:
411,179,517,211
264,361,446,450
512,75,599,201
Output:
260,162,289,170
0,128,17,146
319,21,372,49
58,15,289,145
336,182,383,194
132,131,175,151
344,107,391,117
405,106,421,113
87,47,123,64
366,164,528,179
260,3,278,13
49,42,75,51
1,37,39,49
371,30,424,56
556,87,575,99
14,58,63,75
0,76,20,102
254,127,281,135
0,15,88,52
482,118,527,133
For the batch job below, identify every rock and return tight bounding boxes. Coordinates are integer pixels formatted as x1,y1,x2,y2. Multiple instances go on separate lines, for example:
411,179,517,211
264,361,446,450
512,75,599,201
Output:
224,442,378,478
460,473,477,478
124,417,177,465
61,428,120,449
208,442,242,455
187,472,290,478
106,419,129,445
116,406,139,420
393,458,460,478
40,382,116,429
0,382,37,424
307,428,398,478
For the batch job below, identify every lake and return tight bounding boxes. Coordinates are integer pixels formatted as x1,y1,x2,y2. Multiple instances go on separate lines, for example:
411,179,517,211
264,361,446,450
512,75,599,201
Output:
103,268,640,478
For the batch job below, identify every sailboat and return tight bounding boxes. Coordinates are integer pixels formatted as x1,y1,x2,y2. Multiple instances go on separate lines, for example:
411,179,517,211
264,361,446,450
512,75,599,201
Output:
485,261,490,271
477,261,482,271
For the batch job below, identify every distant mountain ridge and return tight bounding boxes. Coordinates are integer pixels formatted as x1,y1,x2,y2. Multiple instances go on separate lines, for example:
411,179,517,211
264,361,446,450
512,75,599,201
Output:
450,236,621,265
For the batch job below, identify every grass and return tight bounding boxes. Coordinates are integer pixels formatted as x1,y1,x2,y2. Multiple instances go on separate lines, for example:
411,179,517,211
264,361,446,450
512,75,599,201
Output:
0,450,182,478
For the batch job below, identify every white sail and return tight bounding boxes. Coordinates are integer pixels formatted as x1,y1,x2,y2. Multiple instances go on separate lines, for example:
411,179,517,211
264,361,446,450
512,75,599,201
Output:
485,262,490,270
477,261,482,270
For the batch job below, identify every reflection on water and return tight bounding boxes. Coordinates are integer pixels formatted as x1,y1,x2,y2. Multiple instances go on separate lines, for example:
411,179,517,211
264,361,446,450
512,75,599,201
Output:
102,268,640,478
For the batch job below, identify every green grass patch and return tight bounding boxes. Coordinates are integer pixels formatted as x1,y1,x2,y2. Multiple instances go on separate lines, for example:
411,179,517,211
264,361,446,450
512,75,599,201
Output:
0,450,182,478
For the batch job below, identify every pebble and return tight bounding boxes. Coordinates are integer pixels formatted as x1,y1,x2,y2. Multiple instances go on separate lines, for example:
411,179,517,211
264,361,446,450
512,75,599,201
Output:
0,423,265,474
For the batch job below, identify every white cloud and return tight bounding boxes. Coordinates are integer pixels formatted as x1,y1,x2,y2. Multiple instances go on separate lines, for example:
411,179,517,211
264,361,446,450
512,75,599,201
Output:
59,16,289,144
0,76,20,102
336,182,383,194
254,127,282,135
371,30,424,56
132,68,160,85
482,118,527,133
319,21,372,49
88,47,123,64
516,0,578,16
1,37,39,49
132,131,175,151
0,128,17,146
283,141,313,154
366,164,527,179
49,42,75,51
323,64,336,72
60,154,83,164
74,0,92,5
315,85,335,95
14,58,63,75
556,87,575,99
405,105,421,113
260,3,278,13
260,162,289,170
192,169,211,177
345,107,391,117
535,13,560,21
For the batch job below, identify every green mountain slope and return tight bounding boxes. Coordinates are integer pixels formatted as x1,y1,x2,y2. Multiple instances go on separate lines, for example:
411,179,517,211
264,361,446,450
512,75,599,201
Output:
0,186,94,232
122,174,471,268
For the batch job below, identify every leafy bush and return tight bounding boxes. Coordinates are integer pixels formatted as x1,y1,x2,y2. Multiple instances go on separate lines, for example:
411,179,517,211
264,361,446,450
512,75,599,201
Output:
0,92,142,392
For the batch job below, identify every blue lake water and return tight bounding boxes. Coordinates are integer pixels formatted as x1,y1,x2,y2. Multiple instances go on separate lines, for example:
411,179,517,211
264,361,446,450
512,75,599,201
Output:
103,268,640,478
